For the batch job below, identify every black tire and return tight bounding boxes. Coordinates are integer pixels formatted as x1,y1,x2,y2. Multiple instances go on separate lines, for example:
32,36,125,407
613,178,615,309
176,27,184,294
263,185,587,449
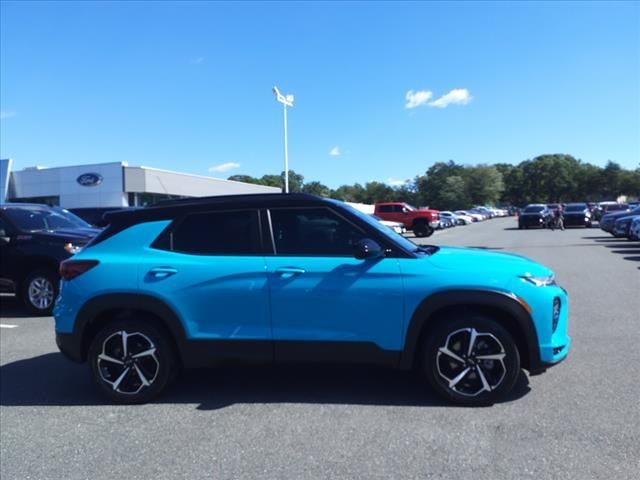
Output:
413,220,433,238
21,269,59,315
88,318,177,404
421,314,521,406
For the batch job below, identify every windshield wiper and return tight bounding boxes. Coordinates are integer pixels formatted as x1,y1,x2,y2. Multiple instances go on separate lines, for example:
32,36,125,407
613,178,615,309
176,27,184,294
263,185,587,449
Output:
414,245,439,255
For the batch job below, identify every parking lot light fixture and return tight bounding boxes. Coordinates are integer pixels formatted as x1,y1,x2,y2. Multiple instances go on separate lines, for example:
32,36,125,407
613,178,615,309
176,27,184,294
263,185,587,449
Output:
272,86,294,193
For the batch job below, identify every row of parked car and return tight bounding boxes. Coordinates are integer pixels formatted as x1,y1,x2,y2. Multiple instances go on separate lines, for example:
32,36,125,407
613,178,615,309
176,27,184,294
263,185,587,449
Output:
517,201,640,231
374,202,512,238
599,204,640,240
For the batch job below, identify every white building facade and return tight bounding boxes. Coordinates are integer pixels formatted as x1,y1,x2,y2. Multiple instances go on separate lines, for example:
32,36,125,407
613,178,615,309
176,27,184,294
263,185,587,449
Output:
3,161,280,207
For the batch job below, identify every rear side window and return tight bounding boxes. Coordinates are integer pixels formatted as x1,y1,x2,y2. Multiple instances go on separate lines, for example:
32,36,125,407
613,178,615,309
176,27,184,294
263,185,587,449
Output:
171,210,261,255
377,205,393,213
269,207,364,256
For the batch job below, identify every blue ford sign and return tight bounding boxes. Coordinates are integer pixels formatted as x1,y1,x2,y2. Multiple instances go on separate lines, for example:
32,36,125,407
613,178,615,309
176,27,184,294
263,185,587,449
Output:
77,172,103,187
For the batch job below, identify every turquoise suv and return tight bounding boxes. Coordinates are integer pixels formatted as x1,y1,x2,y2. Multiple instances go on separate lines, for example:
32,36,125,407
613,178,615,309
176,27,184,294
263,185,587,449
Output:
54,194,570,405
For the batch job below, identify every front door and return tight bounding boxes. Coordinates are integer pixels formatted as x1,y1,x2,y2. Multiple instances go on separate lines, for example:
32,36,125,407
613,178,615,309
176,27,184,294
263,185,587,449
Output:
265,207,404,364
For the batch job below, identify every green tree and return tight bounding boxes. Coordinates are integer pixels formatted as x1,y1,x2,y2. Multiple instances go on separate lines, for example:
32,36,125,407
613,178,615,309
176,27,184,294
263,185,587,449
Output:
465,165,504,206
227,174,261,184
302,181,331,197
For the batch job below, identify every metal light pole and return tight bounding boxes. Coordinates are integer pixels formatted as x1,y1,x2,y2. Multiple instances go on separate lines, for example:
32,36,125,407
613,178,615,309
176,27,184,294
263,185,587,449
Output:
272,86,294,193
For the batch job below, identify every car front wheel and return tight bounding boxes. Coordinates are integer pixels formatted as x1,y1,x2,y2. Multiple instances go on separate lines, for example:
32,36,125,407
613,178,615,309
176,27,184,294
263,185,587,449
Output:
422,315,521,406
88,319,177,404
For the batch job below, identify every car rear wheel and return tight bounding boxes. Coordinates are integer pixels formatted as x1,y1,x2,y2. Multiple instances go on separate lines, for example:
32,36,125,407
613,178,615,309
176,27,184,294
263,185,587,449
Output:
88,319,177,404
422,314,521,406
22,269,58,315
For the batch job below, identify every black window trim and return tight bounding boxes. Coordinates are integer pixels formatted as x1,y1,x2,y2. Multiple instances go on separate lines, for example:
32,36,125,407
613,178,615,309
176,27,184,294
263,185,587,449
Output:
265,205,411,258
152,207,266,257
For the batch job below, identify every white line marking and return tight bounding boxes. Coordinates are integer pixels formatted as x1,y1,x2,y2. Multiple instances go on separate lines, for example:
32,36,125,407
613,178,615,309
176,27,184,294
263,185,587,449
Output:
0,324,18,329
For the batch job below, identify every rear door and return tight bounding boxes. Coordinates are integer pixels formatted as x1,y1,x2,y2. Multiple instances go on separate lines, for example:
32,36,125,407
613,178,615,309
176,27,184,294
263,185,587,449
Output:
140,209,272,360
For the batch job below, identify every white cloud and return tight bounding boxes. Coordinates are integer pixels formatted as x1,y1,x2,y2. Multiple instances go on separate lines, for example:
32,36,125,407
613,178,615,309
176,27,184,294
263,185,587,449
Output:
428,88,472,108
191,57,205,64
0,111,16,119
208,162,240,173
386,177,407,187
329,146,340,157
405,90,433,109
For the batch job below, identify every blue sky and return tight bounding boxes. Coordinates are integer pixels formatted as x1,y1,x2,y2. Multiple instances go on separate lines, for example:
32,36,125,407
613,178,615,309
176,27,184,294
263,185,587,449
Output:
1,1,638,188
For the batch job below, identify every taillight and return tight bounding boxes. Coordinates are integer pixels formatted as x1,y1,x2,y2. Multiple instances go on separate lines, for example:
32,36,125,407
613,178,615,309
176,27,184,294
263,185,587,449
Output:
60,260,99,281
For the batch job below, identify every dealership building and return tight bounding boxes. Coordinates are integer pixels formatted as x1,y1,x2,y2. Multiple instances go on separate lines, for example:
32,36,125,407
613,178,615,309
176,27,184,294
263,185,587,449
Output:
0,159,280,208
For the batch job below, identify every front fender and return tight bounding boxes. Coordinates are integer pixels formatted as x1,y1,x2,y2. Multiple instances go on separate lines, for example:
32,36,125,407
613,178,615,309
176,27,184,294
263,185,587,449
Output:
399,289,542,372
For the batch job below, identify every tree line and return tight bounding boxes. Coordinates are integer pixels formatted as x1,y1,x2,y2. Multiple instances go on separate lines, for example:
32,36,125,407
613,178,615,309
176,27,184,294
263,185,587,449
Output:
229,154,640,210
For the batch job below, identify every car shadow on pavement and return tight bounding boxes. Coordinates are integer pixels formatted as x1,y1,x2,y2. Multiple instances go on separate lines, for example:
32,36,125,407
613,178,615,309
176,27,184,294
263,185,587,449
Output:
582,236,617,240
0,353,531,409
605,244,640,250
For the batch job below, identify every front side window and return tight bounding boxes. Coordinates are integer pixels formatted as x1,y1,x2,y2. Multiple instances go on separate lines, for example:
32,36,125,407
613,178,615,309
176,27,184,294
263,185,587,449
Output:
270,207,364,256
171,210,261,255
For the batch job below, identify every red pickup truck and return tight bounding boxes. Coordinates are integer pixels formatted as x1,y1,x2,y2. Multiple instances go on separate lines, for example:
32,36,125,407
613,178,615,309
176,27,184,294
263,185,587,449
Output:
374,202,440,237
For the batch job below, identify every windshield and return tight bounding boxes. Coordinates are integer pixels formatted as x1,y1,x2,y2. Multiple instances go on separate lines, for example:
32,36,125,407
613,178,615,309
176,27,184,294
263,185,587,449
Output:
404,204,417,211
524,206,544,213
53,207,92,228
565,204,586,212
331,200,422,253
3,206,81,231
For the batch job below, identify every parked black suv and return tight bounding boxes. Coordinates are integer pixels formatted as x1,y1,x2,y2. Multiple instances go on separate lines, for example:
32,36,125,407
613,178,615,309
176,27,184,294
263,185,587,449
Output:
0,204,100,314
518,204,552,229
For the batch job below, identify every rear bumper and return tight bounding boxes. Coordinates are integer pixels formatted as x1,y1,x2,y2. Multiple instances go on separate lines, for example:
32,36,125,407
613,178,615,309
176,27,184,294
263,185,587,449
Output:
55,331,84,363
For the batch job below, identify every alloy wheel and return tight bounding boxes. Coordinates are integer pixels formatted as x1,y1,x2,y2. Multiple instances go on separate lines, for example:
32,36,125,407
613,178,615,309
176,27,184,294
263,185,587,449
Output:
97,331,160,395
436,327,507,397
28,277,55,311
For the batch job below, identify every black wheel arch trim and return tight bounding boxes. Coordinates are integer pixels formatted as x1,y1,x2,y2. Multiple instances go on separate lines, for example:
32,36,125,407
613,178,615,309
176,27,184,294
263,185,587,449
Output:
399,289,542,372
69,293,189,363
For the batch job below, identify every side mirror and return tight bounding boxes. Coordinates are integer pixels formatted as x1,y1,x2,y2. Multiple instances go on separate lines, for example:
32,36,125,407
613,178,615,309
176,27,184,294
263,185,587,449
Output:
0,229,10,244
354,238,384,260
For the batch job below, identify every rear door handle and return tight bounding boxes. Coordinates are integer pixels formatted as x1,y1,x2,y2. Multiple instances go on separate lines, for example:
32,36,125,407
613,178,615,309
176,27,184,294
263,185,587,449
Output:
148,267,178,279
275,267,305,278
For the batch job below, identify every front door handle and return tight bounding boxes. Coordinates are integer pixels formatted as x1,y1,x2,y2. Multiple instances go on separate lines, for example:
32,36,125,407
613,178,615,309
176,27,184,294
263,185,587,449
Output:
148,267,178,279
275,267,306,278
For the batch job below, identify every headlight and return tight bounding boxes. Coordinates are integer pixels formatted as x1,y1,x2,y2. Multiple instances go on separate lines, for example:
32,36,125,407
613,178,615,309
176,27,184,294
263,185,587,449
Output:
520,274,556,287
64,243,83,254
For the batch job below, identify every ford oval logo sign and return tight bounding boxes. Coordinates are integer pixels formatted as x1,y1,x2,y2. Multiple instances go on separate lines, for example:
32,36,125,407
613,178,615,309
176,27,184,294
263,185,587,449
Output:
76,173,103,187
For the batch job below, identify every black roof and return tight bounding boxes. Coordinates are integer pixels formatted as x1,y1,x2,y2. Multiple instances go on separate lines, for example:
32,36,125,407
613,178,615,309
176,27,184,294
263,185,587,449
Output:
105,193,328,224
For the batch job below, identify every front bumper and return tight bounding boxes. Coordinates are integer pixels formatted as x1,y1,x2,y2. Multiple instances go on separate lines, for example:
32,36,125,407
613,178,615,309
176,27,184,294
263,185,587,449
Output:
564,215,590,226
519,216,546,227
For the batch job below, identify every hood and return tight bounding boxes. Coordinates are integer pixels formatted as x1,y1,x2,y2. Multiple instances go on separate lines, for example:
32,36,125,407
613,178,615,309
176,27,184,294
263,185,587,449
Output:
426,246,552,277
30,228,100,243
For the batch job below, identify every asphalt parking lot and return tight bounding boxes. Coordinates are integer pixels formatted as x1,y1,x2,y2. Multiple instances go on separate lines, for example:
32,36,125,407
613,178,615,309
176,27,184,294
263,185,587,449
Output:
1,217,639,480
